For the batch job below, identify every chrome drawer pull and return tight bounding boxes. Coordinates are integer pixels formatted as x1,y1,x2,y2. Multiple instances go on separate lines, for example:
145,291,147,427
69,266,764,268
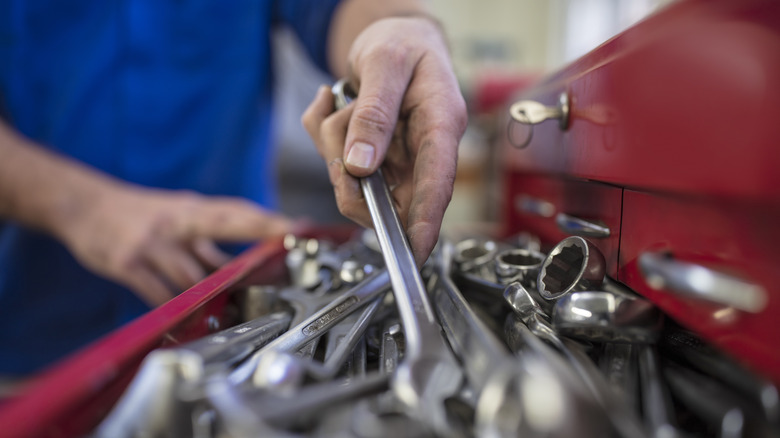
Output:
555,213,611,238
507,92,570,148
638,252,768,313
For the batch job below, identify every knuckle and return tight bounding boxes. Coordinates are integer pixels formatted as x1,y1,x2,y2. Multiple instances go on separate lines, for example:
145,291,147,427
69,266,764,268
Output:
111,250,141,276
352,97,396,136
364,41,412,70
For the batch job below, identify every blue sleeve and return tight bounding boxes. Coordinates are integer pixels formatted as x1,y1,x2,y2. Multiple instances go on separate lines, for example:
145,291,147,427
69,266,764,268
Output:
272,0,343,74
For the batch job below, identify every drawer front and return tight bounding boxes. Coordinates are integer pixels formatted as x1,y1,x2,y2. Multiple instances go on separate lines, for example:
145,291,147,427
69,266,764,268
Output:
501,0,780,202
502,172,622,278
619,190,780,383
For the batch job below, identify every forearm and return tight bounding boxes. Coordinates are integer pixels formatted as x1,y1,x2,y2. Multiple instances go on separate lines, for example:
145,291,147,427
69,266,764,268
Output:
327,0,433,77
0,120,119,241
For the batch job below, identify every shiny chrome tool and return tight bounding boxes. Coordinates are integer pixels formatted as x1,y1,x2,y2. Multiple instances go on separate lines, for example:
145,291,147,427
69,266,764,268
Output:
332,78,462,435
229,268,391,385
97,311,292,438
495,247,546,287
538,236,606,300
552,290,664,344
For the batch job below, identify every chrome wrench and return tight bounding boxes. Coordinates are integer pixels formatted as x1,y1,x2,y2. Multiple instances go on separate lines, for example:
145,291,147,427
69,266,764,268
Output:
332,78,462,434
229,268,390,385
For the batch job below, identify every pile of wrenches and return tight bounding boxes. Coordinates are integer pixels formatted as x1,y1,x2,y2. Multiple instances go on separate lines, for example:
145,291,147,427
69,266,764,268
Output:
96,231,780,438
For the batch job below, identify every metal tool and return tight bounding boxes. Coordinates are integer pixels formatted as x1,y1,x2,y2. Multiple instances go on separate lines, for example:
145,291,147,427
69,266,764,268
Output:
431,240,515,399
229,269,391,385
485,316,611,438
494,247,546,288
552,290,664,343
265,294,383,385
454,237,499,275
333,78,463,435
249,373,392,430
96,312,292,438
638,345,681,437
503,286,646,438
537,236,606,300
312,294,386,380
599,343,639,415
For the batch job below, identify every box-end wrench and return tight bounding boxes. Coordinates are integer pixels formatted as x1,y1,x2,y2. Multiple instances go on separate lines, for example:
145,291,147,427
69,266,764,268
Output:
503,284,646,438
332,78,463,435
476,316,611,438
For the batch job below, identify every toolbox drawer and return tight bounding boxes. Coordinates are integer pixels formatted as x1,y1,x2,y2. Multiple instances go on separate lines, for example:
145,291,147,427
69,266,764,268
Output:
503,0,780,203
619,189,780,383
500,0,780,386
502,172,622,279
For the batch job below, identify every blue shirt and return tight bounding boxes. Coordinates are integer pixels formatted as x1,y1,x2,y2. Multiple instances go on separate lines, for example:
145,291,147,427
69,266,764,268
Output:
0,0,340,374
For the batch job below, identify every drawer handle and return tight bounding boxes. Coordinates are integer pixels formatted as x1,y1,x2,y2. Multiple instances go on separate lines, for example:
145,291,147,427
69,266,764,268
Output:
515,194,555,218
638,251,768,313
555,213,611,238
508,92,570,148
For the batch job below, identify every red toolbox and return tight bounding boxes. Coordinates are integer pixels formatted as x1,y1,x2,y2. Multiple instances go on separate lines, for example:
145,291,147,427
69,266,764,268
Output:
1,0,779,436
500,0,780,384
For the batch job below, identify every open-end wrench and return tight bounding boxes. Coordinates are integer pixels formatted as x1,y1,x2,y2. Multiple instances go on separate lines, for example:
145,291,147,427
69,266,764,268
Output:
503,285,646,438
229,269,391,385
332,79,462,434
430,241,515,400
279,286,336,359
306,293,386,381
476,316,611,438
97,311,292,438
230,372,391,431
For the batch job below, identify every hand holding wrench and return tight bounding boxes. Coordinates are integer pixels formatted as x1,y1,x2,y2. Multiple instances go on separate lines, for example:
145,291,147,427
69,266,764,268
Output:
332,79,462,435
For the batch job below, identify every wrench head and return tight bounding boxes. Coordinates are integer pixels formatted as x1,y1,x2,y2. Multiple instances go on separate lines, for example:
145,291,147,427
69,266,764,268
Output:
251,350,306,395
552,291,664,343
537,236,605,301
503,282,547,322
392,355,463,434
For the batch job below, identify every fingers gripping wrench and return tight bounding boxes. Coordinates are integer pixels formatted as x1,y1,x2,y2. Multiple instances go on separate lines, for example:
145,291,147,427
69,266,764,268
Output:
332,79,462,434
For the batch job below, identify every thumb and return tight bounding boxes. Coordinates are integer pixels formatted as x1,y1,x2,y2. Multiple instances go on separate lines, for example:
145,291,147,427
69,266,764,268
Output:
343,66,412,177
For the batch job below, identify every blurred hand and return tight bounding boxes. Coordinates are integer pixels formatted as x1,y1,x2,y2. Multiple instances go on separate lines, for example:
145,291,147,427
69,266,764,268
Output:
303,16,467,264
59,185,293,306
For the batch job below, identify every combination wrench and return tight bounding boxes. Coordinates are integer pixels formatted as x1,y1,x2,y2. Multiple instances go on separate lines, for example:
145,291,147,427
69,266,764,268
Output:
332,78,462,435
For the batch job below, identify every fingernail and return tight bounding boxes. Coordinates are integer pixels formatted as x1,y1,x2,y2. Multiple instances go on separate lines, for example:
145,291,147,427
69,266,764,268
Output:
346,142,375,170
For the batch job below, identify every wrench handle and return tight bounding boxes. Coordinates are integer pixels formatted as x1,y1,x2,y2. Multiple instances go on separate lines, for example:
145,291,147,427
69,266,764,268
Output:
331,78,435,355
361,171,436,345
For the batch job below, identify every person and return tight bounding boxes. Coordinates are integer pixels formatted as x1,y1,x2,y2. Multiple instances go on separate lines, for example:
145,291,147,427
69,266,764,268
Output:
0,0,466,376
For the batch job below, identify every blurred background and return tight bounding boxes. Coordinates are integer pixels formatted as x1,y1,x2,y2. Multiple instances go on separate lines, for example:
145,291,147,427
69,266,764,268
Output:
273,0,675,231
